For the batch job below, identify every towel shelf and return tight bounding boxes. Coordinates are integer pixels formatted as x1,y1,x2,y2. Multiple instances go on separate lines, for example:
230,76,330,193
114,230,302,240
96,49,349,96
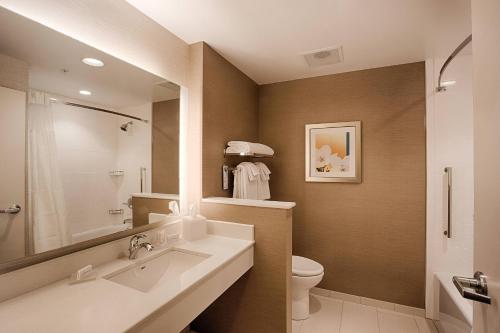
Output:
223,148,273,158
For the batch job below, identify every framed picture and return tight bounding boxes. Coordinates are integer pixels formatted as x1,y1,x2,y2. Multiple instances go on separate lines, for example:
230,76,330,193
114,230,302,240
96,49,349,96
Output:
305,121,362,183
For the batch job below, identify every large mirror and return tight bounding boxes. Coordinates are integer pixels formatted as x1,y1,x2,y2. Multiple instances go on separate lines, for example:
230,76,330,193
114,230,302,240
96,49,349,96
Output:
0,7,181,269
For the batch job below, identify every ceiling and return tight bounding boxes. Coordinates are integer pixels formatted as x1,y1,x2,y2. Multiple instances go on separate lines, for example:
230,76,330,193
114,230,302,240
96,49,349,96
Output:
125,0,470,84
0,7,179,109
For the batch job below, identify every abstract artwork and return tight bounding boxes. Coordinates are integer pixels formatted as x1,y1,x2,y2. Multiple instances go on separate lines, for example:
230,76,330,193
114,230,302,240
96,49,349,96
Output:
305,121,361,183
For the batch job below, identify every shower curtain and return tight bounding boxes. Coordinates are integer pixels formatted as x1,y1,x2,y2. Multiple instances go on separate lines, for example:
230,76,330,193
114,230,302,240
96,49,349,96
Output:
27,90,70,253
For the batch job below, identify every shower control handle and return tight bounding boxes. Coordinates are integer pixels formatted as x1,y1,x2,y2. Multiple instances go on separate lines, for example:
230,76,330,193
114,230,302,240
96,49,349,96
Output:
0,204,21,214
453,271,491,304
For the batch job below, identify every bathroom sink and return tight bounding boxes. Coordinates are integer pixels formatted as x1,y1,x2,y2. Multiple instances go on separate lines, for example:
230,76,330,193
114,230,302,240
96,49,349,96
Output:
105,249,210,293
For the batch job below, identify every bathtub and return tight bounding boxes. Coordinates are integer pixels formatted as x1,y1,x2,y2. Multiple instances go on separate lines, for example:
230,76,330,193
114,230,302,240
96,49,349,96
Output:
71,224,130,244
434,272,472,333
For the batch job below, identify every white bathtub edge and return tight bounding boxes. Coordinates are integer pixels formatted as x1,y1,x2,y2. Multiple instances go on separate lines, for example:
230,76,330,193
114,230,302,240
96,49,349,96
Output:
434,271,473,327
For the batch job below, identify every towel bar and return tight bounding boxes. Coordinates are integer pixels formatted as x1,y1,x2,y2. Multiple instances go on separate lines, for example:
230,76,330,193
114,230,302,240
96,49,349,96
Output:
444,167,452,238
0,204,21,214
222,164,236,190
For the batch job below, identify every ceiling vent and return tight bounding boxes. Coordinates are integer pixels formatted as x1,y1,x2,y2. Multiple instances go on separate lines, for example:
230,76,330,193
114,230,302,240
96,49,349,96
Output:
156,80,180,92
303,46,343,67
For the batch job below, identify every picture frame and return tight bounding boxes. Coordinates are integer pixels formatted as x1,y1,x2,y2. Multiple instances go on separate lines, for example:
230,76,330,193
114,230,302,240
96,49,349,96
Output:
305,121,362,183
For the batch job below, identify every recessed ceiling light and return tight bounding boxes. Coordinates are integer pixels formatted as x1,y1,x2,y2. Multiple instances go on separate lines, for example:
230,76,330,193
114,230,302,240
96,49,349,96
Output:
79,90,92,96
82,58,104,67
49,97,58,102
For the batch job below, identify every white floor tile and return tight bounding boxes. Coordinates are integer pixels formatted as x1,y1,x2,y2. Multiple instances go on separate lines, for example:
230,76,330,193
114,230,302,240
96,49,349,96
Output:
292,319,303,333
378,309,419,333
414,317,438,333
301,295,342,333
340,302,379,333
291,290,433,333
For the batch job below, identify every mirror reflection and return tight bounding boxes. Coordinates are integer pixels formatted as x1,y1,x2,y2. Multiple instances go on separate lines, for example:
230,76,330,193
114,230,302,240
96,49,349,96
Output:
0,8,180,264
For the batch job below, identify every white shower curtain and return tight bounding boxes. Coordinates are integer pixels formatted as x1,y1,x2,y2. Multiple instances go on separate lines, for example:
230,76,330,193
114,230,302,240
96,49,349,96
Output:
27,90,70,253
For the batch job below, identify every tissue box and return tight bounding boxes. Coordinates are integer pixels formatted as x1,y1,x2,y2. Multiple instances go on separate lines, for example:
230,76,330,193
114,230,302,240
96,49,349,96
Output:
182,215,207,241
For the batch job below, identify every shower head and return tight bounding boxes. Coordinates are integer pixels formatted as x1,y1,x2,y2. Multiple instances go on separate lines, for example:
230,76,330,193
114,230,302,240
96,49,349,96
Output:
120,121,133,132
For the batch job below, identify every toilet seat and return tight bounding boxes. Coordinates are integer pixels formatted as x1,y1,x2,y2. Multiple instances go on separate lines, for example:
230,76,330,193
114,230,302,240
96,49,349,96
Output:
292,256,324,277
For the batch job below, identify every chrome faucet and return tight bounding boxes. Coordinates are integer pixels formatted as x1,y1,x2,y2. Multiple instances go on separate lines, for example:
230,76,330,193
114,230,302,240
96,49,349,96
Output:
129,234,154,259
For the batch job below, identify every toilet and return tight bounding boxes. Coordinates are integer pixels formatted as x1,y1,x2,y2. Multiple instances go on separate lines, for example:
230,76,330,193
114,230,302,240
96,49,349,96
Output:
292,255,324,320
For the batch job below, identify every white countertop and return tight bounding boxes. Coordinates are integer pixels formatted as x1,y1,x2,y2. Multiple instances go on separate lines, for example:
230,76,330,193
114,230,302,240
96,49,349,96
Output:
132,193,180,200
202,197,296,209
0,235,254,333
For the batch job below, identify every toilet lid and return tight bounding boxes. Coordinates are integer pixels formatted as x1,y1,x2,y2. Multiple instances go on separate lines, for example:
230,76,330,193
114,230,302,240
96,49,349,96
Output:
292,256,324,277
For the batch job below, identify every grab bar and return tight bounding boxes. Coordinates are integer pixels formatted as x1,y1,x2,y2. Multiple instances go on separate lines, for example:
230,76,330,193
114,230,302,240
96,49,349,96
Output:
0,204,21,214
140,167,147,193
444,167,452,238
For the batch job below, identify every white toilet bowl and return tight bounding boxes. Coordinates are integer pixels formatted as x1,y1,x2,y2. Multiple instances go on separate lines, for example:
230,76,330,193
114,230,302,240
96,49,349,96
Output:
292,255,324,320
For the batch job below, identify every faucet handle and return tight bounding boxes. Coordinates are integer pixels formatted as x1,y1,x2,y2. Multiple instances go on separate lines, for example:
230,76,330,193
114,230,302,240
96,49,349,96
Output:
130,234,147,247
133,234,147,239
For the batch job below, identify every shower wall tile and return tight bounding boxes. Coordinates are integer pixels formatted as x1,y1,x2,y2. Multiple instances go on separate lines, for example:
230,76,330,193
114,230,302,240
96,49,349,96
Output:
425,54,474,317
51,102,151,238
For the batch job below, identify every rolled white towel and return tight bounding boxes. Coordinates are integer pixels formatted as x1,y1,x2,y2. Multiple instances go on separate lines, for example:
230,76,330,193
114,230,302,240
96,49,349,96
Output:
226,141,274,156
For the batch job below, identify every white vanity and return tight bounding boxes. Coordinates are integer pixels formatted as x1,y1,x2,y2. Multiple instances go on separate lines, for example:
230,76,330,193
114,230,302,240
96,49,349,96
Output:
0,220,254,333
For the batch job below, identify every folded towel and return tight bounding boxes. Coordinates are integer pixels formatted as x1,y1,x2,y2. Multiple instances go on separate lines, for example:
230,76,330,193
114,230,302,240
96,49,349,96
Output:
226,141,274,156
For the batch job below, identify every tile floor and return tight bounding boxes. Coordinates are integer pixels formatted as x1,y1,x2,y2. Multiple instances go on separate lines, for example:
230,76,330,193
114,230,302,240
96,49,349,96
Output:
293,294,438,333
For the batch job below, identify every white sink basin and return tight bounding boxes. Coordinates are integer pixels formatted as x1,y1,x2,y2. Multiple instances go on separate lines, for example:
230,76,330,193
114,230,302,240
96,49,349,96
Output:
105,249,210,293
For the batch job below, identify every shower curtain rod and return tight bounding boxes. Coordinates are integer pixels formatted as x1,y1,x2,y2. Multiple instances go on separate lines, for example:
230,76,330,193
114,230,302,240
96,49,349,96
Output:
437,34,472,92
61,101,149,123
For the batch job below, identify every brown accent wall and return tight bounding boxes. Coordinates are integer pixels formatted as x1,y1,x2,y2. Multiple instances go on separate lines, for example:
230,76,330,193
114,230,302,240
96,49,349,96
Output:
0,53,29,92
152,99,179,194
131,197,178,227
192,202,292,333
258,62,426,307
202,43,259,198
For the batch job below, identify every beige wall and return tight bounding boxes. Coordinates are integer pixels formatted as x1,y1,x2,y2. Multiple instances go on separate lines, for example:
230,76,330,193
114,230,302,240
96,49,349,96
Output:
258,62,426,307
202,43,259,197
0,87,26,263
152,99,180,194
131,197,178,227
0,54,28,262
199,47,426,307
193,202,292,333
